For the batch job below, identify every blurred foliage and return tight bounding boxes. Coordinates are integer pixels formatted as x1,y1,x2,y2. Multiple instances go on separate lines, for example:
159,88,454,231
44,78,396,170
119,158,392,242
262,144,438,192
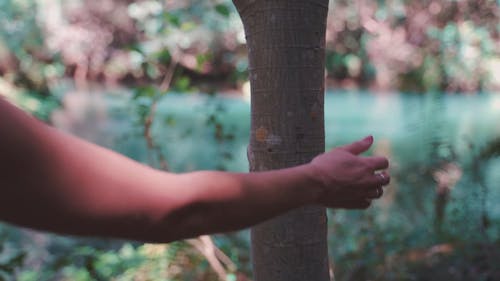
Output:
0,0,246,101
326,0,500,92
0,228,246,281
1,0,500,280
329,144,500,281
1,0,498,105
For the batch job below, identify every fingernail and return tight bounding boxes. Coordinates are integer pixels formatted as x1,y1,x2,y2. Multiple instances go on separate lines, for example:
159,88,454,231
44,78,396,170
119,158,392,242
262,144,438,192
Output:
364,135,373,142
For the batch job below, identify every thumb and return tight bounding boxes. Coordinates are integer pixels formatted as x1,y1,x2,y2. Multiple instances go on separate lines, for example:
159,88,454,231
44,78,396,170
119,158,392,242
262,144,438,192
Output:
340,135,373,155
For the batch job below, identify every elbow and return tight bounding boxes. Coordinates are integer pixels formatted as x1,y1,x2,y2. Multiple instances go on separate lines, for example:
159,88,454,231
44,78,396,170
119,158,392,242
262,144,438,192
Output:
145,200,212,243
141,171,246,243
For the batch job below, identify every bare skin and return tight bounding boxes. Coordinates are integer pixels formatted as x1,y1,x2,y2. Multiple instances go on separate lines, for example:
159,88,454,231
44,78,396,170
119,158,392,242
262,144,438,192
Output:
0,97,390,243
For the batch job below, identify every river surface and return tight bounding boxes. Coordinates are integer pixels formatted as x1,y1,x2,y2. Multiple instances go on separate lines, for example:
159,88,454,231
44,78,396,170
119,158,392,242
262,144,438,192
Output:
93,91,500,172
53,90,500,249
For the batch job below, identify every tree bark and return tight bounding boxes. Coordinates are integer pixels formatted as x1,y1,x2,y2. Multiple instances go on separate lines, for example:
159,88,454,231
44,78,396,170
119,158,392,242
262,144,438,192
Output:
233,1,330,280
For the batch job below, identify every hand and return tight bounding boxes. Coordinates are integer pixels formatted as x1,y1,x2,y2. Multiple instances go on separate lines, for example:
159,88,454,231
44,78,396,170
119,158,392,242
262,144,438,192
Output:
308,136,390,209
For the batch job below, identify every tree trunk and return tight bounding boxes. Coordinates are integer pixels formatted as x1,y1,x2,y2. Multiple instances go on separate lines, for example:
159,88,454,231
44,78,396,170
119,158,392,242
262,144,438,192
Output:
232,1,330,280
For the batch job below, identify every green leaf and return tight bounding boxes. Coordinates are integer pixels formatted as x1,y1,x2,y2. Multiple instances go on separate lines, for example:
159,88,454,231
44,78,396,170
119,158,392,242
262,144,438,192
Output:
196,53,210,70
164,13,181,27
180,21,197,31
215,4,230,17
133,86,158,100
165,115,176,126
18,270,41,281
145,63,160,79
227,273,237,281
174,76,191,92
156,49,171,64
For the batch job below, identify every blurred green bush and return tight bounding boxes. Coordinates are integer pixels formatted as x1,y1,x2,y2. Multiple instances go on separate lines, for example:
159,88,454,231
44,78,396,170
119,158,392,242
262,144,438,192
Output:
1,0,499,101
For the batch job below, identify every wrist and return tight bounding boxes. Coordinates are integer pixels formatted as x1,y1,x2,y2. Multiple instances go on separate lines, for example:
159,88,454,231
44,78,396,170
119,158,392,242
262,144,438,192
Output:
297,163,326,206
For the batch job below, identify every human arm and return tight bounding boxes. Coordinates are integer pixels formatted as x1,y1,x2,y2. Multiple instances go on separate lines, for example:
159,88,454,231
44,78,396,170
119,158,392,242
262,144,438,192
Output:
0,97,389,243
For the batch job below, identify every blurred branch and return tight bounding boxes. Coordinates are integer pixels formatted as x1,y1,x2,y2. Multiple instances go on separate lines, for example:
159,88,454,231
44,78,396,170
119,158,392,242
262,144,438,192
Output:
188,235,244,281
144,56,180,171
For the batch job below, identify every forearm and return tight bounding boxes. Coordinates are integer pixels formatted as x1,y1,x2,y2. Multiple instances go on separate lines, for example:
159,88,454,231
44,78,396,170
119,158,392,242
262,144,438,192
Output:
160,167,320,242
0,98,319,242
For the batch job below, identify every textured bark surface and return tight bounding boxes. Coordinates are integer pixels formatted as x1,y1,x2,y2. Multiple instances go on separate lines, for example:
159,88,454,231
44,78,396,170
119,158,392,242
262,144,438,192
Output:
233,1,330,280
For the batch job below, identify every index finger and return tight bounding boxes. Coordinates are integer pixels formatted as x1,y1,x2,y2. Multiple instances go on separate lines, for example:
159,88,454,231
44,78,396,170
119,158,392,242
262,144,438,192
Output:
337,136,374,155
364,156,389,170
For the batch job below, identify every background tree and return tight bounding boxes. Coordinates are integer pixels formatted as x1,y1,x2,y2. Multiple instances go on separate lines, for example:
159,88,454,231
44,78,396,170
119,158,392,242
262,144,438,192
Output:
233,0,330,280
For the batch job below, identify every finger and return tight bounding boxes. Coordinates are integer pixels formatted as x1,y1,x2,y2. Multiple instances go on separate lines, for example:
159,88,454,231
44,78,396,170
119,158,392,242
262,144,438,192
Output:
364,156,389,170
363,171,390,187
332,199,372,209
339,136,373,155
365,186,383,199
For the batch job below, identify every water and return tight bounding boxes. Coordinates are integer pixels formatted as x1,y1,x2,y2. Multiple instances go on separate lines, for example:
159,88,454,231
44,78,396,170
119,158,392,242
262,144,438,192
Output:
49,90,500,278
91,91,498,228
0,90,498,280
102,91,500,172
